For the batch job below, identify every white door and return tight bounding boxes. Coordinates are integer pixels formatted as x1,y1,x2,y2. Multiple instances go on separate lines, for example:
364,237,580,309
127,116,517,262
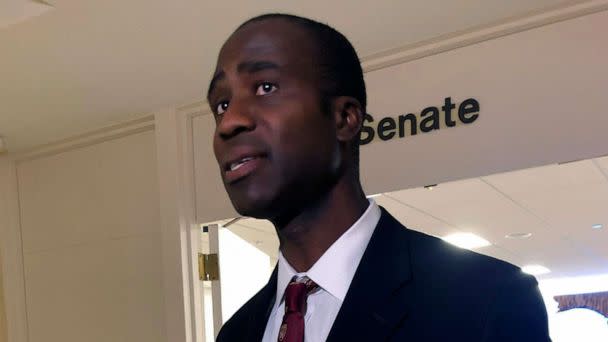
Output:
200,223,273,340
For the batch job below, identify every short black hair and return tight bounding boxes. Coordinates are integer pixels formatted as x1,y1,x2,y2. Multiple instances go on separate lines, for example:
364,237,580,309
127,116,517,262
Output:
237,13,367,172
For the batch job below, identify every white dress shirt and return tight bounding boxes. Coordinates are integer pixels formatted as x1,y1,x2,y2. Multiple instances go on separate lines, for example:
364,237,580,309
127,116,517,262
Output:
261,200,381,342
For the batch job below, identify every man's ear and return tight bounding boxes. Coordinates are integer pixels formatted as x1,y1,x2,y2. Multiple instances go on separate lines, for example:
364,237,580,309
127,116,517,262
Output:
332,96,364,143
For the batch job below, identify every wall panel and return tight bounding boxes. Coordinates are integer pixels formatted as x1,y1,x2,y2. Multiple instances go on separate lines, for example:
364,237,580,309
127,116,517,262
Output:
16,130,166,342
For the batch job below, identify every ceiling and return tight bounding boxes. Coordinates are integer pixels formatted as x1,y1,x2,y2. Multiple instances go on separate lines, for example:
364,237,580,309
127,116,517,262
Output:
0,0,581,152
0,0,53,29
227,156,608,280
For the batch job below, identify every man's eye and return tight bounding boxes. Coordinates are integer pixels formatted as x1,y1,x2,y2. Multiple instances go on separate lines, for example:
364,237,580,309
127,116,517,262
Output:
255,82,278,96
216,101,229,115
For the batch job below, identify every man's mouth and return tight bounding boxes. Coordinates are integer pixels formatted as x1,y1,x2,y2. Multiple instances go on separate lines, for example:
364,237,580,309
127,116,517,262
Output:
229,156,258,172
224,155,265,184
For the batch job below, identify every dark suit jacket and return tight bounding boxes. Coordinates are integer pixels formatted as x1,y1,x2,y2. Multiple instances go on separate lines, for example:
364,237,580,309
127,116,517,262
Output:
217,207,551,341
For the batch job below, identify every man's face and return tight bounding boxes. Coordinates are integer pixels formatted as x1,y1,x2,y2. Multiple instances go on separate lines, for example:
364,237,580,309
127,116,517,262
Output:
208,19,340,220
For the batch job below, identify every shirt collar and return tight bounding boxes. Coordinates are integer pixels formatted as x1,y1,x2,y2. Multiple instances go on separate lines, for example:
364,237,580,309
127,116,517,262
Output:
274,200,381,308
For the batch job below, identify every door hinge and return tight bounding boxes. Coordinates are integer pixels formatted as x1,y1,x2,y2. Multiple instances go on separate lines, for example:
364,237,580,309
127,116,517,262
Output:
198,253,219,281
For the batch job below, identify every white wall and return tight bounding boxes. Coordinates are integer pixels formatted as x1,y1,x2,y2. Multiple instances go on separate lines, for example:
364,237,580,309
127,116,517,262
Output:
360,9,608,196
192,115,234,223
14,129,166,342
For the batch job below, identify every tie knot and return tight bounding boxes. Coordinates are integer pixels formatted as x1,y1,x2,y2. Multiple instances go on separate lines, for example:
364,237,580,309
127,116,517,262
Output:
284,277,318,314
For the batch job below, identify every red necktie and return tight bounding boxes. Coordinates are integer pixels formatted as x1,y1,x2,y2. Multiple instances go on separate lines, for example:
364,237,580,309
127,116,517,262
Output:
277,277,318,342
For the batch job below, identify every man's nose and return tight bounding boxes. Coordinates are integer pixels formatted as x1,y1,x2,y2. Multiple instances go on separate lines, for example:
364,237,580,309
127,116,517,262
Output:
216,98,255,140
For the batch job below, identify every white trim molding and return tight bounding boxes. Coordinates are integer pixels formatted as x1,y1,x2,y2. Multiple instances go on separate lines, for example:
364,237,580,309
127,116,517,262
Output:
361,0,608,71
0,156,28,342
15,115,155,163
155,107,207,342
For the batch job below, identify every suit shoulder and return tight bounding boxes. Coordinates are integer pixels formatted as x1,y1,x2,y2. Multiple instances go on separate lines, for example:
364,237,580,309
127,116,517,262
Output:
378,209,549,338
406,227,530,285
379,208,528,284
408,228,520,274
408,227,544,317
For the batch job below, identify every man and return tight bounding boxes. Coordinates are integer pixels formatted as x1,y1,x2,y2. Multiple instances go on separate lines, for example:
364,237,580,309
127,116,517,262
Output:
208,13,550,341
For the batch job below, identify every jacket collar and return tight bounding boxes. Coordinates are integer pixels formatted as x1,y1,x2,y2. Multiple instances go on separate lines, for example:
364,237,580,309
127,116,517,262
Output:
245,266,278,341
326,207,415,341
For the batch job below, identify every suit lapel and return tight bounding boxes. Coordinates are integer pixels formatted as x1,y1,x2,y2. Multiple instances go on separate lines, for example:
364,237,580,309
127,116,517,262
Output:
326,208,416,341
244,266,278,341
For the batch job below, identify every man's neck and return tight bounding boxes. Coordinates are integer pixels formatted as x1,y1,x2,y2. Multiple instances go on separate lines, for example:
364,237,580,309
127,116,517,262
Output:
274,178,368,272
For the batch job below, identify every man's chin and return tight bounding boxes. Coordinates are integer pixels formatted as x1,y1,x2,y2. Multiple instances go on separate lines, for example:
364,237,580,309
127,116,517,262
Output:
233,206,275,221
230,195,276,220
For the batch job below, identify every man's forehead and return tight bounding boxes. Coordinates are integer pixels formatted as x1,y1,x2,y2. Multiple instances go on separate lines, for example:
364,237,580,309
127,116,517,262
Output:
216,19,315,67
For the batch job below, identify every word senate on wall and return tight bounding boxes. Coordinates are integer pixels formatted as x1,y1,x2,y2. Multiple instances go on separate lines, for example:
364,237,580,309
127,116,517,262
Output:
360,97,480,145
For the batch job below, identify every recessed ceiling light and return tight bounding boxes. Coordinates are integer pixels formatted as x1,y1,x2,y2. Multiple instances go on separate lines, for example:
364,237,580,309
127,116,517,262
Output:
522,265,551,276
505,232,532,239
442,233,491,249
591,224,603,229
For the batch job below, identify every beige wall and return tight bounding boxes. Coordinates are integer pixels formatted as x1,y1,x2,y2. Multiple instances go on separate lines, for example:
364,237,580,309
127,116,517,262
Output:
360,10,608,196
15,129,166,342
